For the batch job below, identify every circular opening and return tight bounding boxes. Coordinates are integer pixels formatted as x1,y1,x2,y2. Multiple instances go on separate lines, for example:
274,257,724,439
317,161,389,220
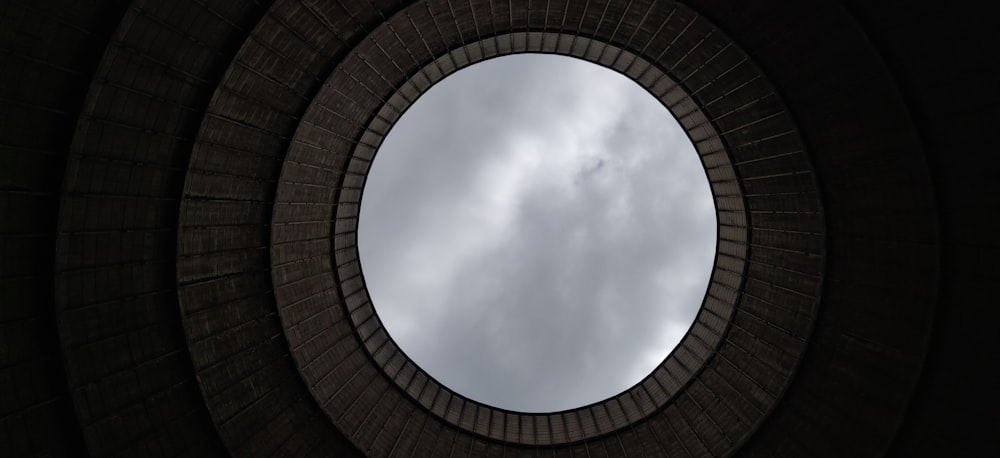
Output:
358,54,716,412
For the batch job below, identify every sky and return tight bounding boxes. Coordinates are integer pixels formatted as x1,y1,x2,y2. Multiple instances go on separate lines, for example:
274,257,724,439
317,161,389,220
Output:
357,54,716,413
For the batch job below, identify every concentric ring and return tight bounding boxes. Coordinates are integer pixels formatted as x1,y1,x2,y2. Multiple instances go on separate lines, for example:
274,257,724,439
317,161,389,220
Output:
261,0,822,450
34,0,944,456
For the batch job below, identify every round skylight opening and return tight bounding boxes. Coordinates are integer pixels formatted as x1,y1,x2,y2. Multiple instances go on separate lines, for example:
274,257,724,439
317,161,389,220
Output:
358,54,716,413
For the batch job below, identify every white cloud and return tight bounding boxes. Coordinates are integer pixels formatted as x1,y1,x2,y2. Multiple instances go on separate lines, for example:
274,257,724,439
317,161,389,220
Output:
358,54,716,412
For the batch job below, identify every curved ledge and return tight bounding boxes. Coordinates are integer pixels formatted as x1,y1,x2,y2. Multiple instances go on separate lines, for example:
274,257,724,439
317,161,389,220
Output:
268,0,823,450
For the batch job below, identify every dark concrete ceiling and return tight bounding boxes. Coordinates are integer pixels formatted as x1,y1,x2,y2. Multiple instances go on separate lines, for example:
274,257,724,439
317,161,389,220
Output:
1,0,997,456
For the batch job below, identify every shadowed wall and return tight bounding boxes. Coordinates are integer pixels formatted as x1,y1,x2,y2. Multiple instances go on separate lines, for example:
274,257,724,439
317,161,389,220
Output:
1,0,996,456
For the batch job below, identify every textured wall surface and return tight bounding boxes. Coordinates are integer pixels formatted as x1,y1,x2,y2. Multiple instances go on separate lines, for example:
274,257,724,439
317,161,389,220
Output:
1,0,997,456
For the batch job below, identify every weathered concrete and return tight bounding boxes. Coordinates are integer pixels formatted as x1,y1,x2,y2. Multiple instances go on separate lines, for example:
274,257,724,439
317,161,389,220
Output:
1,0,996,456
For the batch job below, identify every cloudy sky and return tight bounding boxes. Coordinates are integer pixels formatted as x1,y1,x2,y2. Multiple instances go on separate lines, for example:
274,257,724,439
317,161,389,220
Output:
357,54,716,413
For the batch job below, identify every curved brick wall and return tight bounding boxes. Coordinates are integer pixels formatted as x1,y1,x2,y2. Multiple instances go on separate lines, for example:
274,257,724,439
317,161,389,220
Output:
260,1,823,450
2,0,996,456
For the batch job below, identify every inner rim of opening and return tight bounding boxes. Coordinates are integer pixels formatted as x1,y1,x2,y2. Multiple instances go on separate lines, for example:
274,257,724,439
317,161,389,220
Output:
358,54,717,412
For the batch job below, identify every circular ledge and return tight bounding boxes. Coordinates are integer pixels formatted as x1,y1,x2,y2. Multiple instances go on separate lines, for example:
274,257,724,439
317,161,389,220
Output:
267,1,824,450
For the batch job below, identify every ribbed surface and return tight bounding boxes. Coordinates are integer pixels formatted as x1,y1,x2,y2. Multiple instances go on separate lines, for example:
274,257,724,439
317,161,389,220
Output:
3,0,995,456
264,1,822,451
53,2,269,455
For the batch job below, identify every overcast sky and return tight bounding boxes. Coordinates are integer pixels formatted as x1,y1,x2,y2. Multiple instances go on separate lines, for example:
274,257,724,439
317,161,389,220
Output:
357,54,715,413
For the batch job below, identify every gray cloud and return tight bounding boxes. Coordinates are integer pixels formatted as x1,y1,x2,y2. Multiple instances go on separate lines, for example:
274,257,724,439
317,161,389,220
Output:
358,54,715,412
